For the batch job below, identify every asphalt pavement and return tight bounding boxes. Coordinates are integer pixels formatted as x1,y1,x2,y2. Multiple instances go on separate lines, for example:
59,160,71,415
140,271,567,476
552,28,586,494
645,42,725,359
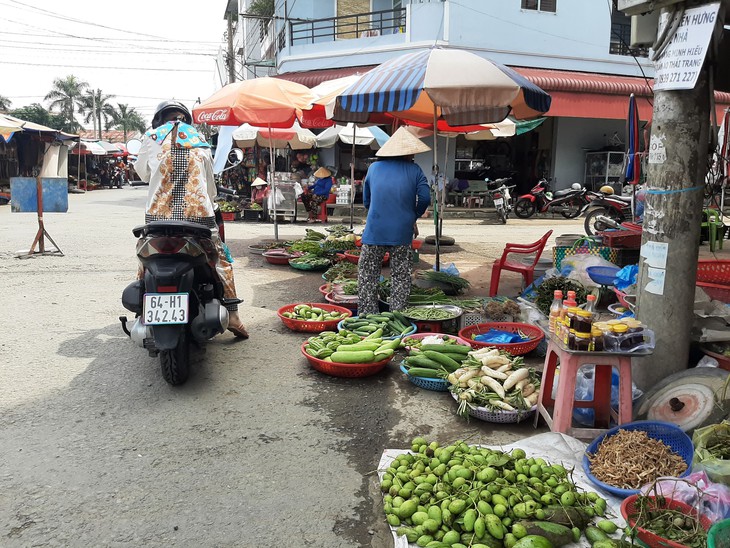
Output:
0,188,583,547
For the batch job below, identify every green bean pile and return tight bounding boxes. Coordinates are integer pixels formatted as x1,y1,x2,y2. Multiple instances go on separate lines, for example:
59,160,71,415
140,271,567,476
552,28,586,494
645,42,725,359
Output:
402,306,459,320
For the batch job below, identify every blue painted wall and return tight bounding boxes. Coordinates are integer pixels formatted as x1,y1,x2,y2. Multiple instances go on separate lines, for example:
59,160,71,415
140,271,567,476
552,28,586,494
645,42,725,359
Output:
10,177,69,213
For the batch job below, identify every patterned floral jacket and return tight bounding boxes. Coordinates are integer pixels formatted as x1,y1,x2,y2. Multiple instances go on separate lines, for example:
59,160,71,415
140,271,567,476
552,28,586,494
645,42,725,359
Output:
134,122,217,223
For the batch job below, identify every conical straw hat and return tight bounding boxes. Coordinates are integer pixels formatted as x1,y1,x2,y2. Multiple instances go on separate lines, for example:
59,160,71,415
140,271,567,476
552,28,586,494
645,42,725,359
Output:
251,177,268,187
376,126,431,157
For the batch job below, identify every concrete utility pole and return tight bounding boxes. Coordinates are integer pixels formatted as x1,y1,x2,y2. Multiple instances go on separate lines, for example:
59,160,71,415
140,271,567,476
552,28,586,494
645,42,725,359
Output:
227,11,236,84
635,15,711,389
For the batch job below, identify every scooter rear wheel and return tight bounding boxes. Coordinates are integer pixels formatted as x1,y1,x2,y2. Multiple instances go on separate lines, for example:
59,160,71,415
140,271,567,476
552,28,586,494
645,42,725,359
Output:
497,206,507,224
514,198,536,219
584,207,625,236
560,198,583,219
159,331,190,385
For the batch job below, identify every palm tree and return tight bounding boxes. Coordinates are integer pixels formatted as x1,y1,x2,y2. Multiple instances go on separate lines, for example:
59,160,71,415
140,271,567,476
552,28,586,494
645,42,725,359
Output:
0,95,12,112
44,75,88,132
79,89,116,140
107,103,147,141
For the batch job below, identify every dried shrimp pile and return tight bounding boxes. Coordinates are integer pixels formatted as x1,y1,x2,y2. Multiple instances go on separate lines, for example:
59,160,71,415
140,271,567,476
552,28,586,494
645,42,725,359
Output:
588,430,687,489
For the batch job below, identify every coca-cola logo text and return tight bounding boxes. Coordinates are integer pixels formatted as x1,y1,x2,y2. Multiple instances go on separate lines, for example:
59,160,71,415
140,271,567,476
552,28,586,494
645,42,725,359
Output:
196,109,230,123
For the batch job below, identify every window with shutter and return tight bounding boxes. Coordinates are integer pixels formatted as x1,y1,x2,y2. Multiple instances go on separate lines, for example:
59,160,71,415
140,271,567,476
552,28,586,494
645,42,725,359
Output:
521,0,557,12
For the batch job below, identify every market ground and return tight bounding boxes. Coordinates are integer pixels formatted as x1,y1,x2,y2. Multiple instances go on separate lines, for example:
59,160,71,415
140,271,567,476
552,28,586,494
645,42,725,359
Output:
0,189,582,548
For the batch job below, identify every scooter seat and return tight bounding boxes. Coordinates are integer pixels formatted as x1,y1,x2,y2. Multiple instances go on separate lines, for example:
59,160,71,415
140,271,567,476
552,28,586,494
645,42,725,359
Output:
553,189,574,197
133,220,212,239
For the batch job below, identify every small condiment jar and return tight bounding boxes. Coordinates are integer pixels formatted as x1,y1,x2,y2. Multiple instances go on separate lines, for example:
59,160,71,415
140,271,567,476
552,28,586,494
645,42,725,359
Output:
567,307,581,330
610,323,631,351
567,329,577,350
574,310,594,333
625,320,645,348
574,331,591,351
591,327,604,352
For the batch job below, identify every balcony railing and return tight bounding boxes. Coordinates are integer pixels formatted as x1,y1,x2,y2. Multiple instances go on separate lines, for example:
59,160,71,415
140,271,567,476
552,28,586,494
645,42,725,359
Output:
610,22,649,58
290,8,406,46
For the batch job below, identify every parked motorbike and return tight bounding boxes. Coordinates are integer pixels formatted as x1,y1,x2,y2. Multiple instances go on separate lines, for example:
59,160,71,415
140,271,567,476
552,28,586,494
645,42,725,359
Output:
111,166,126,188
583,188,634,236
118,149,243,385
486,178,515,224
514,179,590,219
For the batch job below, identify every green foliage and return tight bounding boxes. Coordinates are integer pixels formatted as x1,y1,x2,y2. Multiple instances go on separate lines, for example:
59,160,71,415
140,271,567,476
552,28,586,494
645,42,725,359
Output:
10,103,66,130
246,0,274,17
0,94,12,112
44,74,89,132
107,103,147,140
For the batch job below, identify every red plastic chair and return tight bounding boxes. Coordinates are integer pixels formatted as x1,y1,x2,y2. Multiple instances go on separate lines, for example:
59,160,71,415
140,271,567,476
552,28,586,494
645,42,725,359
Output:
489,230,553,296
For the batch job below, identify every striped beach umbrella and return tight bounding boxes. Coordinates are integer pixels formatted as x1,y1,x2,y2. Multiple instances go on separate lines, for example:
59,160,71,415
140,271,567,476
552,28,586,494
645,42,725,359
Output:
332,47,551,269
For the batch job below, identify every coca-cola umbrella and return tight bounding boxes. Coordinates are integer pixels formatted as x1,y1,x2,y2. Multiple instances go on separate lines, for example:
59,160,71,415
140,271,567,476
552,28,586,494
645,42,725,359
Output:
193,77,316,240
333,47,551,269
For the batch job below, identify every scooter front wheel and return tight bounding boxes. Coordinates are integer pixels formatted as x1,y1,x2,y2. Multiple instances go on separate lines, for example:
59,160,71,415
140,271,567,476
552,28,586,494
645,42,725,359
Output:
497,206,507,224
560,198,583,219
514,198,536,219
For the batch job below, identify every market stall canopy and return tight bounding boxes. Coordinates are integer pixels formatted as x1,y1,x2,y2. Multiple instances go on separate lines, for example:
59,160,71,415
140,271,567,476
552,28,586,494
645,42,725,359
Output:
112,142,127,157
97,141,123,154
315,123,389,149
232,121,317,150
0,113,77,140
302,74,368,128
193,76,316,128
71,140,109,155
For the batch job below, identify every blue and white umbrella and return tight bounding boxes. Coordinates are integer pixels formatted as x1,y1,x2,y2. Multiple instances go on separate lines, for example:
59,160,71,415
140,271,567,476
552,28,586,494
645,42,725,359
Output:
333,47,551,268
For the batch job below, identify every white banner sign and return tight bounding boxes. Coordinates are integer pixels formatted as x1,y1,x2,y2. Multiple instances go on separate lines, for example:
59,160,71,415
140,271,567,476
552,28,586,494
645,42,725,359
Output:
653,2,721,91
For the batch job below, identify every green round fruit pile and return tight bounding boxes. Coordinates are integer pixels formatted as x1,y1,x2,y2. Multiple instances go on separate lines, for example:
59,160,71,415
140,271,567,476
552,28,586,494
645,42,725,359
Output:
382,437,619,548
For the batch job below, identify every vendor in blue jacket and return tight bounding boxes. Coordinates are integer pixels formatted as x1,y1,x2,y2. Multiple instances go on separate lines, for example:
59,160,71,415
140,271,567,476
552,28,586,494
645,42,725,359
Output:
302,166,334,223
358,127,431,315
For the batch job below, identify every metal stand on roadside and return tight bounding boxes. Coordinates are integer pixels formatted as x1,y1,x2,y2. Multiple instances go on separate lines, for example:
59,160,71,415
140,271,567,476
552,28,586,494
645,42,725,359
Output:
17,176,63,259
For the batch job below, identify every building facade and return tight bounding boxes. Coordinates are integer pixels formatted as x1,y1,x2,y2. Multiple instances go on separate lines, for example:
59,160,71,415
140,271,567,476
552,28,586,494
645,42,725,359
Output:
223,1,723,191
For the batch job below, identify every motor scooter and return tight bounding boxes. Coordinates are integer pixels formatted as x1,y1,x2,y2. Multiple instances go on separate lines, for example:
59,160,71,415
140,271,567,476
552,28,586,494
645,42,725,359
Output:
583,190,634,236
513,179,590,219
118,149,243,385
486,178,515,224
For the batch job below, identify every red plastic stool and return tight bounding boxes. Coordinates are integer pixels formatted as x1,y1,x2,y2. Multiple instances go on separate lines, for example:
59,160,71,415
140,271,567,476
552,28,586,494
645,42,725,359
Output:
535,339,634,439
318,202,328,222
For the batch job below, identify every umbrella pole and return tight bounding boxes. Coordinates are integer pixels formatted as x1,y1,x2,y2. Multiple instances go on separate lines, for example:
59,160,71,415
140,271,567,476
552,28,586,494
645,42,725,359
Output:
440,136,450,240
268,125,279,241
433,106,441,271
350,125,356,230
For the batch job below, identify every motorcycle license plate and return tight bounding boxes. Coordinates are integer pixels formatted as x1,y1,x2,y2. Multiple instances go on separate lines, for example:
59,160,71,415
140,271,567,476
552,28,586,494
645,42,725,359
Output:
143,293,189,325
493,198,504,207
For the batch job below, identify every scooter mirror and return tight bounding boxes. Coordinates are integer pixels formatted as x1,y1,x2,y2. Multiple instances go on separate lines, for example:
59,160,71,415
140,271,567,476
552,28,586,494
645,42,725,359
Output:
228,148,243,166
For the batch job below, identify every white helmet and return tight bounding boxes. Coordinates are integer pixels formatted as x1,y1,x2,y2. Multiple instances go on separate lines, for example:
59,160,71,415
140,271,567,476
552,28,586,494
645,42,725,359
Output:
571,183,582,191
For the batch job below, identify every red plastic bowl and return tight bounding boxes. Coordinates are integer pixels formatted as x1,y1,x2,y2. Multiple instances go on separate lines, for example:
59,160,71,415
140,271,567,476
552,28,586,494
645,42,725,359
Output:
411,239,424,250
300,341,392,377
342,249,389,265
458,322,544,355
324,291,358,312
277,303,352,333
318,283,331,297
621,495,712,548
263,250,302,265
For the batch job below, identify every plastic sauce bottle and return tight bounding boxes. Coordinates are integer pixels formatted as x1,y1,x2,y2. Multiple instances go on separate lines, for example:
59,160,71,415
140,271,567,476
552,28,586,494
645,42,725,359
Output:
584,294,597,313
548,290,563,333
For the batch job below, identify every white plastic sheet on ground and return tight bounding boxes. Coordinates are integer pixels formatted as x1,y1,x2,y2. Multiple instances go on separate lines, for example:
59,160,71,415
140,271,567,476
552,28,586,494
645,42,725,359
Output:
378,432,625,548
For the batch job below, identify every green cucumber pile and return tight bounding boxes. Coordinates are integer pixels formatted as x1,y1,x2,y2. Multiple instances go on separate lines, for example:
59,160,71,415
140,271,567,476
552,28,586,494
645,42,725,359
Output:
339,311,414,338
402,343,471,380
403,306,459,321
281,304,348,322
305,329,401,364
383,437,626,548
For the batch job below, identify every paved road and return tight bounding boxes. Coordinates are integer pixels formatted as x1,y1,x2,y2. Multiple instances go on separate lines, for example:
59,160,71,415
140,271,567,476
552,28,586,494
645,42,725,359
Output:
0,189,582,547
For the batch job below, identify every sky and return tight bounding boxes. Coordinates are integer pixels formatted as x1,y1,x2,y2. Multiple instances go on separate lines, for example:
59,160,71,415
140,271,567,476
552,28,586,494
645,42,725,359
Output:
1,0,228,127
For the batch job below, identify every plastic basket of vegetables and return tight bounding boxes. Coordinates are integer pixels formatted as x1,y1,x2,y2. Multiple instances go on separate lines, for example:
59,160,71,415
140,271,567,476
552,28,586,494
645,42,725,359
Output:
621,494,712,548
300,330,399,378
399,333,473,392
278,303,352,333
447,347,539,423
288,254,331,271
340,249,389,265
458,322,544,355
337,312,416,340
